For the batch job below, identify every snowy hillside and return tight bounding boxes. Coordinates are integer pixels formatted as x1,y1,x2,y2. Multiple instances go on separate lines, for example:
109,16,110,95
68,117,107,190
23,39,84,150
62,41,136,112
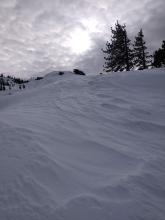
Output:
0,69,165,220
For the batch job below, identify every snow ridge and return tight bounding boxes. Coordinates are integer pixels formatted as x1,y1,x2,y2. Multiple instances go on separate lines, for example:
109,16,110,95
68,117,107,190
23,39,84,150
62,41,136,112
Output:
0,69,165,220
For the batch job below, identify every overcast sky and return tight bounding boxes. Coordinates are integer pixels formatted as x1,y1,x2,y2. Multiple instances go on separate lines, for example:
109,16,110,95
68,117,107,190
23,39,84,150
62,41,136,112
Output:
0,0,165,77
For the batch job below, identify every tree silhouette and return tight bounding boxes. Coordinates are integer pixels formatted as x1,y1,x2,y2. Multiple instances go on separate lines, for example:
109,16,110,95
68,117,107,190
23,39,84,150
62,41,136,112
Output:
153,41,165,67
133,29,151,70
103,21,133,72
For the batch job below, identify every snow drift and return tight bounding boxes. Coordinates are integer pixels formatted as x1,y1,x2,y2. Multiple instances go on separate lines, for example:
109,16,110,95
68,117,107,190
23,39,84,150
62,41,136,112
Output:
0,69,165,220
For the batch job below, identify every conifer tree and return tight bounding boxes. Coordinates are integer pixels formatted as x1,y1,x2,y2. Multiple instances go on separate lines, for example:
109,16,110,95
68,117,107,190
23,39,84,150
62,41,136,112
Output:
133,29,151,69
0,79,2,91
153,41,165,67
0,75,4,91
103,21,133,72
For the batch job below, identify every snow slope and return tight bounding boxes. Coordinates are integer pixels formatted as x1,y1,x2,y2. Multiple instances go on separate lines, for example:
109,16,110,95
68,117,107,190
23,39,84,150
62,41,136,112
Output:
0,69,165,220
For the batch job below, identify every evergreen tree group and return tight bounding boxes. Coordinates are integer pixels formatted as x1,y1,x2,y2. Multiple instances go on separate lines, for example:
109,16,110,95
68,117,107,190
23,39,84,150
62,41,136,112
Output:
0,74,28,92
103,21,152,72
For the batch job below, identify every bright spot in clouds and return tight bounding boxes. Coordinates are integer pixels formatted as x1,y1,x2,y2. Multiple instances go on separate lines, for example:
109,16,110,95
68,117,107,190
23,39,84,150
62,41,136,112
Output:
68,28,92,54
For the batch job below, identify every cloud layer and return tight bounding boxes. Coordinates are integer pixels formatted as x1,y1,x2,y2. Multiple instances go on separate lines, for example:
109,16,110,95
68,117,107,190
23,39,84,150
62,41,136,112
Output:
0,0,164,77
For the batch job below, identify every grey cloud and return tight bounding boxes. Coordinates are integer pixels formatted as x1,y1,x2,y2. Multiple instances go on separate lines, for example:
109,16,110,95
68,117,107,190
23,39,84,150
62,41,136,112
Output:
75,35,105,74
0,0,164,77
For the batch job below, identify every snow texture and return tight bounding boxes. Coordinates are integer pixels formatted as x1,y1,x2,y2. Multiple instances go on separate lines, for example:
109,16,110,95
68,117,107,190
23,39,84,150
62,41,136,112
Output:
0,69,165,220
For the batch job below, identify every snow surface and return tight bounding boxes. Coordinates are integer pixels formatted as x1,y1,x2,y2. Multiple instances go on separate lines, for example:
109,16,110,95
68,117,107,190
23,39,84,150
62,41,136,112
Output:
0,69,165,220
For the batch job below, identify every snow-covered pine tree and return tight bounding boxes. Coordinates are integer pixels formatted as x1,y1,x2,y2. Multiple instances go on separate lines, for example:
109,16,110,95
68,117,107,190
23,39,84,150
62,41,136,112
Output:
103,21,133,72
133,29,151,70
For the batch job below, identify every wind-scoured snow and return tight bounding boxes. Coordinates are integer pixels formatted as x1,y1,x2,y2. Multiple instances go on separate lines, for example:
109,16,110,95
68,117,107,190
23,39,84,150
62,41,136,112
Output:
0,69,165,220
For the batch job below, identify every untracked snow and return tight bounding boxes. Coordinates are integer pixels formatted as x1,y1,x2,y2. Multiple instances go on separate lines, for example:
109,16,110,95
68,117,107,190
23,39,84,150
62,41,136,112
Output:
0,69,165,220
